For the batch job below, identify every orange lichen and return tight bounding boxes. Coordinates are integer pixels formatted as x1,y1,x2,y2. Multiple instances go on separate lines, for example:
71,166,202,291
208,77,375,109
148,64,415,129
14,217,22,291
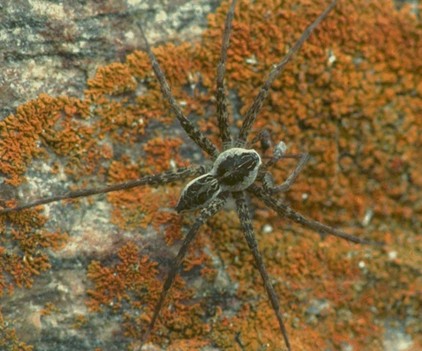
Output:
0,0,420,350
86,242,210,348
86,242,159,312
0,95,90,186
39,302,58,317
0,208,67,293
142,137,188,172
200,0,421,225
0,311,33,351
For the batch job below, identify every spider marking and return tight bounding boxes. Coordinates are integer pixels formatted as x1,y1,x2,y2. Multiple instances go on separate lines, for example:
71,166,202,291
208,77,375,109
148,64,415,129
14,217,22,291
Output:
176,173,221,212
0,0,382,349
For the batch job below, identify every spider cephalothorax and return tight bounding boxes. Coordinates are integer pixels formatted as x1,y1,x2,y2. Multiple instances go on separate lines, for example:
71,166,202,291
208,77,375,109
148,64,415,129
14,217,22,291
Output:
211,148,261,191
0,0,380,349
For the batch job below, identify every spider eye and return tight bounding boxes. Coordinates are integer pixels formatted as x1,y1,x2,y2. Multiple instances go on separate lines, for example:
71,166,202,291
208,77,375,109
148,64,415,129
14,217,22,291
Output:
212,148,261,191
176,174,221,212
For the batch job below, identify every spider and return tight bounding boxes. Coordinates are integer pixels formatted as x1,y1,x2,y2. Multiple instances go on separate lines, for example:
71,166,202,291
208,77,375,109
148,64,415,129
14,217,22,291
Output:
0,0,381,349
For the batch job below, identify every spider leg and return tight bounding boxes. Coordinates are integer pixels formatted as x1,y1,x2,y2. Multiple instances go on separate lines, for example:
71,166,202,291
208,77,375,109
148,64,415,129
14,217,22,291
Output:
140,192,228,345
0,166,206,214
263,152,310,194
138,25,219,159
216,0,237,149
248,184,383,246
233,191,291,351
250,129,272,154
236,0,338,146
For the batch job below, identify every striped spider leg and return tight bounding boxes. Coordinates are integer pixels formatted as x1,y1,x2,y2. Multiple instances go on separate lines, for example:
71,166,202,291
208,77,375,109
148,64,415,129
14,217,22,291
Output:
0,166,206,215
138,21,219,160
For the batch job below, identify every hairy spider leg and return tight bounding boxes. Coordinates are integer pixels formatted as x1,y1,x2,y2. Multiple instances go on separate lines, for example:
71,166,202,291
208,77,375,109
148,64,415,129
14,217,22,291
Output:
263,153,311,194
0,166,206,214
138,25,219,159
236,0,338,147
248,184,382,246
216,0,237,150
233,191,291,351
141,193,228,345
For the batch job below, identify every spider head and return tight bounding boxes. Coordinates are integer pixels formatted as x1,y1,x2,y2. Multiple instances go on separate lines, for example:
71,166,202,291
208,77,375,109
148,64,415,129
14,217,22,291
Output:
211,148,261,191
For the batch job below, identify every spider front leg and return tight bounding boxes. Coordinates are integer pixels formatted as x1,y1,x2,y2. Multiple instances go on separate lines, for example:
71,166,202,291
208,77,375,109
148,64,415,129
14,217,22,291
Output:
236,0,338,146
138,24,219,159
263,144,310,194
233,191,291,351
216,0,237,150
140,192,228,346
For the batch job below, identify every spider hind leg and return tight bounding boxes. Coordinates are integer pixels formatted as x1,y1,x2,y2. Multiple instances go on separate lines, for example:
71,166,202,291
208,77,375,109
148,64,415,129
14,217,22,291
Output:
0,166,206,214
140,193,228,345
233,191,291,351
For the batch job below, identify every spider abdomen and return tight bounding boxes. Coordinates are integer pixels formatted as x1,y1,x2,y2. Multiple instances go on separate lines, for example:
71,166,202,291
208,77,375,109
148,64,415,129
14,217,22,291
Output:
176,173,221,212
211,148,261,191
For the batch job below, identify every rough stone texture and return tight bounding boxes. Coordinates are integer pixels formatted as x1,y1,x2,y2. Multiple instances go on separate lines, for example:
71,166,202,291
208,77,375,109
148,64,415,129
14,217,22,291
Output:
0,0,220,120
0,0,420,350
1,1,219,350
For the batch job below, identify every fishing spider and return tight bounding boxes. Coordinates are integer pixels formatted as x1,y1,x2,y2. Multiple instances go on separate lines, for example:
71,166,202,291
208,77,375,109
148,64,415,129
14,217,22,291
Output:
1,0,378,349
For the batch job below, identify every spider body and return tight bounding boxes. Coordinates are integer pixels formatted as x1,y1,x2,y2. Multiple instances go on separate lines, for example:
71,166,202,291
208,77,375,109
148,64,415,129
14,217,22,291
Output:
1,0,379,349
177,148,261,212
